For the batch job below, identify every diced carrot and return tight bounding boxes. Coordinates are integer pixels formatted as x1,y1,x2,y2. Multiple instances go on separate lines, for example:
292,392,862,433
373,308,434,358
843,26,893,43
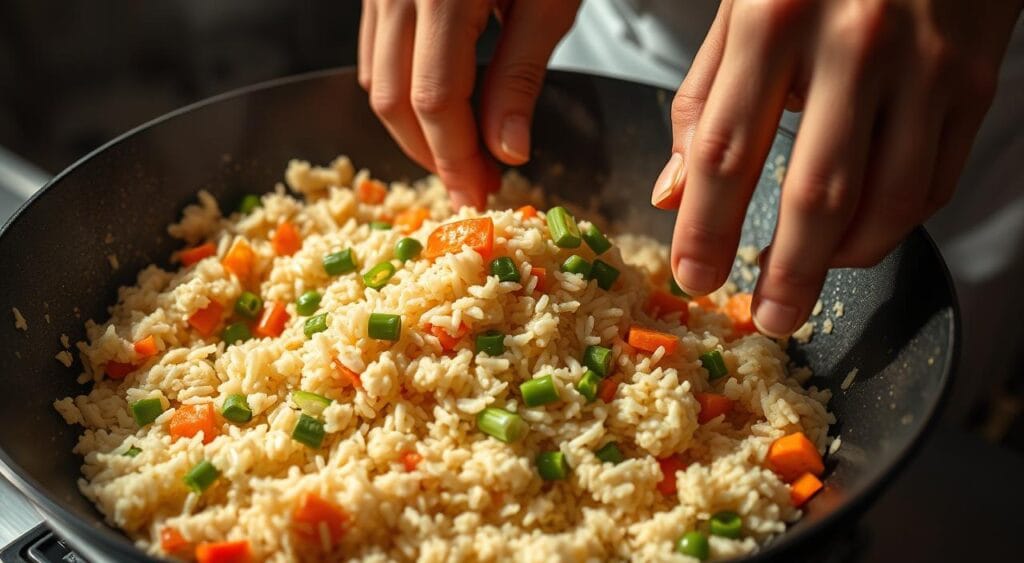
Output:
178,242,217,267
627,325,679,355
645,290,690,324
790,472,823,507
424,218,494,261
271,221,302,256
724,293,756,335
656,456,689,495
694,392,734,424
598,378,618,403
357,178,388,204
694,295,717,310
255,302,289,338
531,267,548,293
394,207,430,232
426,323,467,352
291,492,350,545
195,540,252,563
331,359,363,390
516,205,538,219
222,239,254,282
767,432,825,482
105,361,136,380
160,526,189,554
168,403,218,444
133,335,159,359
400,450,423,472
188,301,225,338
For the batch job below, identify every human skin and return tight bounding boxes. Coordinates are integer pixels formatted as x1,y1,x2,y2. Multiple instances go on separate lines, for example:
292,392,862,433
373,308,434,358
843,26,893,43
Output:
359,0,1023,336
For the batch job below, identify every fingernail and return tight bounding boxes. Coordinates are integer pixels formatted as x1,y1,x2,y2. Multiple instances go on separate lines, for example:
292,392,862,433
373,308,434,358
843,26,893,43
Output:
753,298,800,337
675,258,718,295
500,115,530,162
652,152,685,206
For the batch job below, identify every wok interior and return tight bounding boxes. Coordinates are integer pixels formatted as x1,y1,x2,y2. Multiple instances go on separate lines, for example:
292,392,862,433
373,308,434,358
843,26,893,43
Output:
0,69,954,558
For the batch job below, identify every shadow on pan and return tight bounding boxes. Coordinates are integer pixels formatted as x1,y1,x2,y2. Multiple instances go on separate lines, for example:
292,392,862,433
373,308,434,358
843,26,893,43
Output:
0,68,957,561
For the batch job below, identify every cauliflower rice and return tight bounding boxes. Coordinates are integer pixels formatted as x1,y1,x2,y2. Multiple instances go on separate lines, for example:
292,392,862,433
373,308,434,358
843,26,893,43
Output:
54,156,835,562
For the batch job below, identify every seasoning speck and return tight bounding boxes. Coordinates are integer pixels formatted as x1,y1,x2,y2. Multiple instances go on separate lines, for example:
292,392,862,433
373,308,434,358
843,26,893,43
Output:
832,301,845,318
822,318,834,334
812,299,823,316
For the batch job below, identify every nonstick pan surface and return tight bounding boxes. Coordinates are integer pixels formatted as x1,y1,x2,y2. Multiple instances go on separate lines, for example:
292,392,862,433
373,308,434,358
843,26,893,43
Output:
0,68,957,561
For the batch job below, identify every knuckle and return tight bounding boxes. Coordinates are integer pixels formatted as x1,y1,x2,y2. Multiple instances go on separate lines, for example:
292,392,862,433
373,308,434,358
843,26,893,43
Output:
670,91,704,128
369,88,404,117
690,130,748,180
786,174,854,218
410,83,454,116
735,0,808,31
497,61,546,100
831,0,888,59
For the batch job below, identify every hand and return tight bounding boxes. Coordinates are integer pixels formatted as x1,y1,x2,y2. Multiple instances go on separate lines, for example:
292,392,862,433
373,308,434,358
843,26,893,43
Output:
358,0,580,209
652,0,1022,336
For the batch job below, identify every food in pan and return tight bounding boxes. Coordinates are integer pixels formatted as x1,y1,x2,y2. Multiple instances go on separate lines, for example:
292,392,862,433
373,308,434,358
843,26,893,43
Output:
54,156,835,561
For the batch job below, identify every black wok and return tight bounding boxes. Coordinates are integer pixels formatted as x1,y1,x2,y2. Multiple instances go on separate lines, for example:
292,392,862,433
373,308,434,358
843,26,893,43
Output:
0,68,957,561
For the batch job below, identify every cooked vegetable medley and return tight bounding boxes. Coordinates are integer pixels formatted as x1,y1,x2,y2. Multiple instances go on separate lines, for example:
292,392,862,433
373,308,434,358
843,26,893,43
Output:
53,157,835,562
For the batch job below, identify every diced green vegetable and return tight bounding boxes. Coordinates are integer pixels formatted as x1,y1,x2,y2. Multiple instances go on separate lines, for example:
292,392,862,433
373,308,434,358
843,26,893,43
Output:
582,223,612,255
489,257,520,283
520,374,560,407
123,446,142,458
476,407,529,443
536,450,570,481
221,393,252,423
669,277,689,298
292,390,332,418
546,206,582,248
234,291,263,319
676,531,710,560
222,322,252,345
296,291,322,316
709,511,743,539
368,313,402,341
576,369,601,402
394,238,423,261
303,313,328,338
323,249,357,275
370,221,392,230
475,330,505,356
183,460,220,493
363,262,397,290
561,255,591,277
238,194,261,214
595,441,624,464
583,345,613,377
131,398,164,427
291,414,325,448
590,259,620,290
699,350,728,380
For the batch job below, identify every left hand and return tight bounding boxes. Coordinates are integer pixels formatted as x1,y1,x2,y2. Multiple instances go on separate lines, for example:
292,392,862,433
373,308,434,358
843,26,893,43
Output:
651,0,1022,336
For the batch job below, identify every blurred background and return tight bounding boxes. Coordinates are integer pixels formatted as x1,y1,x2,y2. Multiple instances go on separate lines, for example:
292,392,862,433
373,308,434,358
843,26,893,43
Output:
0,0,1021,560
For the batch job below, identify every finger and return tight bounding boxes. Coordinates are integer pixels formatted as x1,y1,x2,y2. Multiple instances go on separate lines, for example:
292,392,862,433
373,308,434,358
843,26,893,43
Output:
481,0,580,165
831,81,946,268
358,0,378,90
753,34,880,337
651,0,733,209
922,105,988,216
369,0,436,171
411,0,498,210
670,1,801,296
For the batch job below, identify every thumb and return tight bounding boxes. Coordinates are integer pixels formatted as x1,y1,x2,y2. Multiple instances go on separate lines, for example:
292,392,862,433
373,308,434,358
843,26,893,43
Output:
482,0,580,165
651,0,732,210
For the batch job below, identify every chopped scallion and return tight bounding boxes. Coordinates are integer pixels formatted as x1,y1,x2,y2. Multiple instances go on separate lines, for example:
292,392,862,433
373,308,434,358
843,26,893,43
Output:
561,255,591,278
323,249,357,275
475,330,505,356
476,407,529,443
536,450,570,481
292,390,332,418
595,441,624,464
576,369,601,402
709,511,743,539
363,262,397,290
183,460,220,493
221,393,252,423
123,446,142,458
582,223,612,255
370,221,392,230
520,374,560,407
291,414,325,448
489,257,520,283
546,206,581,248
583,345,613,377
590,259,620,290
368,313,401,341
700,350,728,380
130,398,164,427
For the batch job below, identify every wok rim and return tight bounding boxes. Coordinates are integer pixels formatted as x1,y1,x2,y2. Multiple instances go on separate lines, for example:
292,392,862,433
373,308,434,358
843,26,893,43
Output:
0,66,959,560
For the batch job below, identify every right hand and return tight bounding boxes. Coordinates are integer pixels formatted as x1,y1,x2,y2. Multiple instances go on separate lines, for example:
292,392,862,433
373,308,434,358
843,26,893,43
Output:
358,0,581,209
